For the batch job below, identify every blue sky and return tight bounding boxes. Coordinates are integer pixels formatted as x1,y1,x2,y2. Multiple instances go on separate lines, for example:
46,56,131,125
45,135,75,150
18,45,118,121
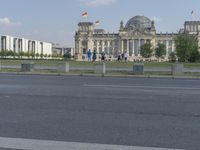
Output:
0,0,200,47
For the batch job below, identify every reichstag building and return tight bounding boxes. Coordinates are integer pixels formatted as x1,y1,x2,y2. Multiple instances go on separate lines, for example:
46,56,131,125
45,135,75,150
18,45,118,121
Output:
75,15,200,61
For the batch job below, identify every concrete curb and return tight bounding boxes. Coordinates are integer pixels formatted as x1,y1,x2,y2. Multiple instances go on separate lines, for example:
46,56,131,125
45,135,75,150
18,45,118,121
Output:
0,71,200,80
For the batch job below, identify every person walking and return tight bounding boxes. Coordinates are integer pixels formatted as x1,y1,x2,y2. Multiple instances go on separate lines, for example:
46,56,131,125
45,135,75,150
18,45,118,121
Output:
121,53,124,61
117,51,121,61
101,51,105,61
93,50,97,62
124,51,128,62
87,49,92,62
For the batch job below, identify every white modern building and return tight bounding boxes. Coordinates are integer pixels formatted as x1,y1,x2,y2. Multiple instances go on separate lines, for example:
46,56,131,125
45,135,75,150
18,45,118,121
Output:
0,35,52,55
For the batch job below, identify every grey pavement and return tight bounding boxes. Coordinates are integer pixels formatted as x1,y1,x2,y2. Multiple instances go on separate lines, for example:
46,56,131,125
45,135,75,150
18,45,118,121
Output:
0,75,200,149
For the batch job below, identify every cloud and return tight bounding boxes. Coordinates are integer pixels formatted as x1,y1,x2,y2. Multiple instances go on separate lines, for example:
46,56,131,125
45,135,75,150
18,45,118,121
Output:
80,0,116,7
0,17,22,26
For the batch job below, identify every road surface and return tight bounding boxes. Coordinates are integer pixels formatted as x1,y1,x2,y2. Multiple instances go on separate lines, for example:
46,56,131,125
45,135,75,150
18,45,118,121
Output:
0,74,199,149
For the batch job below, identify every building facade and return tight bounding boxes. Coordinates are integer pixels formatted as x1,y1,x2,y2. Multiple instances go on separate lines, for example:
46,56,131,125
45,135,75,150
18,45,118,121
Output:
75,15,200,61
0,35,52,55
52,43,75,57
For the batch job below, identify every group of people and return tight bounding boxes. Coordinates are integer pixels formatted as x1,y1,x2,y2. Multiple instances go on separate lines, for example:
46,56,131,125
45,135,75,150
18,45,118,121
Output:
87,49,97,62
87,49,129,62
87,49,106,62
117,51,128,62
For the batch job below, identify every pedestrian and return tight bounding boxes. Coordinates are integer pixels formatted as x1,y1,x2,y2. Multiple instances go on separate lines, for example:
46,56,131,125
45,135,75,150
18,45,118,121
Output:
87,49,92,62
121,53,124,61
117,51,121,61
101,52,105,61
93,50,97,62
124,51,128,62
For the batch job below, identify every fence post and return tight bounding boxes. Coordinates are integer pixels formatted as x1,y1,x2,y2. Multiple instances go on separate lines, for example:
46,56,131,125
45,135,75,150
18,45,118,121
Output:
57,62,69,73
94,62,106,75
133,63,144,75
171,64,184,76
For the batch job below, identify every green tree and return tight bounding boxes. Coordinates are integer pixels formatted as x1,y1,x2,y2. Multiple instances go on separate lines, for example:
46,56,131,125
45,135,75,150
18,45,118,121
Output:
169,52,177,62
140,43,153,58
27,52,31,59
4,50,9,58
44,54,48,59
40,53,44,59
21,51,25,59
35,53,40,59
63,52,71,60
155,43,166,61
8,50,14,58
48,54,51,59
175,32,199,62
30,52,35,59
13,51,18,59
0,50,5,58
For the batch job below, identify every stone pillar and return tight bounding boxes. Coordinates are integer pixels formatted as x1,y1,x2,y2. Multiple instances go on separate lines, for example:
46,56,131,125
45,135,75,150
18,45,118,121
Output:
127,39,129,54
96,41,99,54
87,39,93,51
121,40,124,53
172,41,175,52
75,40,82,60
102,41,105,52
132,39,135,56
107,41,110,55
138,39,141,56
166,41,169,57
3,37,6,50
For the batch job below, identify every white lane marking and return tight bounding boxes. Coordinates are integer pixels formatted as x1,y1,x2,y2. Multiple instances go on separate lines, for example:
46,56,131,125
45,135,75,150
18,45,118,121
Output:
84,84,200,90
0,137,183,150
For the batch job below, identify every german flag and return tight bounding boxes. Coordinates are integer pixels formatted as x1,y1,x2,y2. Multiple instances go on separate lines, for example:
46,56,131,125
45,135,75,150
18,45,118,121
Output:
82,12,88,17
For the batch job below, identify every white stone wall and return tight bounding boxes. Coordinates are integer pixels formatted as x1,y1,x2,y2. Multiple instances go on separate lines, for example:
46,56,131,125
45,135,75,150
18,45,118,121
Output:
43,42,52,55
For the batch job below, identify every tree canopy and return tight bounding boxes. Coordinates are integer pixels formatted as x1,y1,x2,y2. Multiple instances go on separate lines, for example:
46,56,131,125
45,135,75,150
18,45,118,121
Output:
140,43,153,58
155,43,166,59
175,32,200,62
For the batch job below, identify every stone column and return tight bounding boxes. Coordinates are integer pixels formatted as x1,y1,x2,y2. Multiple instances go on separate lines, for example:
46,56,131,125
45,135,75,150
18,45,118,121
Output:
121,40,124,53
138,39,141,56
172,41,175,52
127,39,129,54
102,41,105,52
166,41,169,57
3,37,6,50
132,39,135,56
76,40,82,60
107,41,110,55
79,40,82,55
96,40,99,54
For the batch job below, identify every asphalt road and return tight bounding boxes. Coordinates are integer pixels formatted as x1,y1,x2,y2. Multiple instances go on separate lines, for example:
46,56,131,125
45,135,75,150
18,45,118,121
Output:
0,74,200,149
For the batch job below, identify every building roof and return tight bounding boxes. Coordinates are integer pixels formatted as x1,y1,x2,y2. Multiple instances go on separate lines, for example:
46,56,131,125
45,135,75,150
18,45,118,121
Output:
125,16,152,29
78,22,94,26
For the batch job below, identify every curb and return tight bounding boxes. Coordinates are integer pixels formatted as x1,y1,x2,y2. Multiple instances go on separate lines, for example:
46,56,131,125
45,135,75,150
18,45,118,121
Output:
0,71,200,80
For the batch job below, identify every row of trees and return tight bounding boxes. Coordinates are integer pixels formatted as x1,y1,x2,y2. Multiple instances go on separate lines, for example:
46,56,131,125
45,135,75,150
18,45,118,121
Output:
140,32,200,62
0,50,64,59
140,42,168,61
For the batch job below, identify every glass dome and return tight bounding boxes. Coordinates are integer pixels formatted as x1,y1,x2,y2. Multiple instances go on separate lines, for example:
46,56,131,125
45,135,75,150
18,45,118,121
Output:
125,16,152,29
